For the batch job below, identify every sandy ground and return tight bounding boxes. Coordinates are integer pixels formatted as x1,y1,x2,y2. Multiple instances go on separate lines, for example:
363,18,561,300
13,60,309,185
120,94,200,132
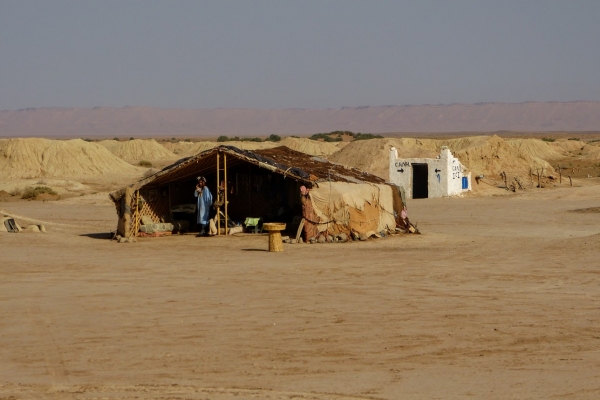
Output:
1,184,600,399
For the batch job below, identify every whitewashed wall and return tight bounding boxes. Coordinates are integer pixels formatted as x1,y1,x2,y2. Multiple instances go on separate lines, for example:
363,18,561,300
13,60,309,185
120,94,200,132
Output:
389,147,471,199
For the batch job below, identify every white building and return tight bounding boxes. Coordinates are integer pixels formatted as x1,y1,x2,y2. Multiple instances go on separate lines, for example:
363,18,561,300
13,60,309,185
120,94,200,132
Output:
389,146,471,199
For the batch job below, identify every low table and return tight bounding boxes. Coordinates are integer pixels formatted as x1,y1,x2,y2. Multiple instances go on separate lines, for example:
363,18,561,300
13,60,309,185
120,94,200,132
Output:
262,222,286,252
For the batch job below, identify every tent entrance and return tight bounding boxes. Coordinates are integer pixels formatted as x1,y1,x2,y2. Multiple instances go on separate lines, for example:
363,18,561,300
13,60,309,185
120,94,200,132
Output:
412,163,428,199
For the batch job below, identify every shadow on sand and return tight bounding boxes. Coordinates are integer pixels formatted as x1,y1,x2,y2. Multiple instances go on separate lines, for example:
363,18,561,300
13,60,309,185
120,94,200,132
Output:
80,232,114,240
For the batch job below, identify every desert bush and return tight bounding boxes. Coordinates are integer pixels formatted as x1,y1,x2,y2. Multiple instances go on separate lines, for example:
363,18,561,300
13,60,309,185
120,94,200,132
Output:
354,133,384,140
568,137,580,141
9,187,22,197
310,131,356,141
217,135,229,142
266,134,281,142
21,186,57,200
138,160,153,168
542,137,556,142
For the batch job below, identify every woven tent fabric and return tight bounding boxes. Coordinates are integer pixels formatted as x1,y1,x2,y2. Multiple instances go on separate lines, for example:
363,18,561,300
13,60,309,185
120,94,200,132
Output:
308,182,396,235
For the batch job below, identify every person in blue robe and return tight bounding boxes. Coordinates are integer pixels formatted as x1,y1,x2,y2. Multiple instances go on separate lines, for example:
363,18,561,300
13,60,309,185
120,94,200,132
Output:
194,176,213,235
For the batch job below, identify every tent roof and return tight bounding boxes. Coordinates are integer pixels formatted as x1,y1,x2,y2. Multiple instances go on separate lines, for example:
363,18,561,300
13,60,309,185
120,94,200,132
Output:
109,145,388,202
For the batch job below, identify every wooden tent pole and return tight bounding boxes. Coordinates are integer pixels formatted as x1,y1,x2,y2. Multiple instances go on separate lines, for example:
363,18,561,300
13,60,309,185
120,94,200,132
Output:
224,153,228,234
216,152,221,235
134,190,140,236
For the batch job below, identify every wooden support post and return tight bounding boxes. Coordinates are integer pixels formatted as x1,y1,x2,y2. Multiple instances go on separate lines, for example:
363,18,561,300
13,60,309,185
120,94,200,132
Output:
123,187,133,237
216,152,220,235
530,167,534,189
569,176,572,186
295,218,305,243
502,171,507,188
224,153,228,234
132,190,140,237
537,169,541,188
558,164,562,184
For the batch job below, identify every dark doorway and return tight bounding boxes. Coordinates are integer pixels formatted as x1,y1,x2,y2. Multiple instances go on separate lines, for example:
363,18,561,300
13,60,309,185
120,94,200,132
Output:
412,163,428,199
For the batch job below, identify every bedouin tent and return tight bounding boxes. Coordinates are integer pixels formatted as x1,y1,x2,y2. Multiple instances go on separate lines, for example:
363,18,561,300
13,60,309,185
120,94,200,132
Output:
109,145,414,240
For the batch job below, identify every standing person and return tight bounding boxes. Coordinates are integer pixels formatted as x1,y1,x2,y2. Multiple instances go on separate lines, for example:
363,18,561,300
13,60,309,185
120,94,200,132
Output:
194,176,213,235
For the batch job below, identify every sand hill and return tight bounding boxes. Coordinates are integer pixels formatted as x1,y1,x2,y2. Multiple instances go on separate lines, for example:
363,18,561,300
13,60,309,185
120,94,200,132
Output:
98,139,177,163
160,141,277,158
2,101,600,138
161,138,345,158
328,136,557,180
278,137,346,156
0,138,143,179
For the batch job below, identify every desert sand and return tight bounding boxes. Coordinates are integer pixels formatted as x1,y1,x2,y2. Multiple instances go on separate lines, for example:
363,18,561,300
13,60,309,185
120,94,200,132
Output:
1,136,600,399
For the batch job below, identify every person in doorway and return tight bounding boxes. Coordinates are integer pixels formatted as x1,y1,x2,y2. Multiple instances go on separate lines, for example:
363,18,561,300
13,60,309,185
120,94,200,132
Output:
194,176,213,235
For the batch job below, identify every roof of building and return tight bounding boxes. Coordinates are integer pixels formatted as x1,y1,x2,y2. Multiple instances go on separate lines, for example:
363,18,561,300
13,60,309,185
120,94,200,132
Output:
109,145,389,202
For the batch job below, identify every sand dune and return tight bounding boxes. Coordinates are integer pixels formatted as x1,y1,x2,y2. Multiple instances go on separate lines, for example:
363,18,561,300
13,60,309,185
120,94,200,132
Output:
0,138,143,179
1,136,596,186
328,135,557,179
160,138,341,158
98,139,176,163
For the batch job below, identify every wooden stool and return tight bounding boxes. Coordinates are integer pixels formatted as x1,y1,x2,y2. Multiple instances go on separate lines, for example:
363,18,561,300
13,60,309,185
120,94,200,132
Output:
262,222,286,252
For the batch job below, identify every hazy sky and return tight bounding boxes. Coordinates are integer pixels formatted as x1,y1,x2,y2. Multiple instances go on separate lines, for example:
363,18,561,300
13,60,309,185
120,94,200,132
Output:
1,1,599,110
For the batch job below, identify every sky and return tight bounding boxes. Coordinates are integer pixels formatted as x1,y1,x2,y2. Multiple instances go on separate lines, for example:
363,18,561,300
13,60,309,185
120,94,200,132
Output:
1,0,599,110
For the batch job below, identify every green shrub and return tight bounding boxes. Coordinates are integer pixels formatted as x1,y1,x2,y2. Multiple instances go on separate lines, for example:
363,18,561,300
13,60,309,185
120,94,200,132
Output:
541,137,556,142
310,131,359,141
266,134,281,142
138,160,153,168
241,137,263,142
21,186,57,200
354,133,384,140
568,137,580,141
217,135,229,142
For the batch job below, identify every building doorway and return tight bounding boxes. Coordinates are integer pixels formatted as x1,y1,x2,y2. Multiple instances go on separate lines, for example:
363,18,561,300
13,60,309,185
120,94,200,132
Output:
412,163,428,199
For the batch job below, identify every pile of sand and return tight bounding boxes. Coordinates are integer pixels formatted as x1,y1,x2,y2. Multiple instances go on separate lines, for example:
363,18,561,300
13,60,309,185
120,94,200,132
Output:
161,141,214,156
328,137,441,178
278,137,342,156
0,138,143,179
161,140,281,157
448,136,553,177
99,139,177,163
505,138,568,161
161,138,346,158
328,135,556,180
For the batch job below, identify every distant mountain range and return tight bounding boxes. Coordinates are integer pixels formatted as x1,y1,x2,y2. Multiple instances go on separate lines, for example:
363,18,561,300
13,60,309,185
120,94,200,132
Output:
1,101,599,138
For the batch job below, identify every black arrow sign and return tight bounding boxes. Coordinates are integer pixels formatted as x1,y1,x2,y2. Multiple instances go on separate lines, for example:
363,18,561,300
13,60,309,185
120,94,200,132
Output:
435,168,441,173
397,168,404,173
